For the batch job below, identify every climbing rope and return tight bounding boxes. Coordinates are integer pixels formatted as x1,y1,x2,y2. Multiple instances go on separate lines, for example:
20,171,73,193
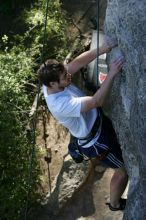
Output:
24,0,49,219
96,0,99,86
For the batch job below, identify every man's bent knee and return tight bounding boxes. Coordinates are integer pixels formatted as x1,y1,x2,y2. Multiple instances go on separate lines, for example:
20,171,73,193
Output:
114,167,128,181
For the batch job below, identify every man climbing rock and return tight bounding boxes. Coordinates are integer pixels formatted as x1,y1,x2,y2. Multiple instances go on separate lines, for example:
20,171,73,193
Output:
38,38,128,211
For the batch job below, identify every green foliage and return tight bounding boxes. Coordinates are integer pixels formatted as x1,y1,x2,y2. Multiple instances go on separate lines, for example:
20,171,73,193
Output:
23,0,69,60
0,0,35,15
0,45,38,220
0,0,69,219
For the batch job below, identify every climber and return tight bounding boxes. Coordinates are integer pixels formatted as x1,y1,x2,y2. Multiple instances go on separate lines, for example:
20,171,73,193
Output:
38,38,128,211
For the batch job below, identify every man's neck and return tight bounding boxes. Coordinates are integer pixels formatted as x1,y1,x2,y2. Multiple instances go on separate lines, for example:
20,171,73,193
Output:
47,87,64,95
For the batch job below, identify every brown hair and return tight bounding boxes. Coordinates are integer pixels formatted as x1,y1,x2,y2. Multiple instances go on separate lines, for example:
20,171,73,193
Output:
37,59,65,87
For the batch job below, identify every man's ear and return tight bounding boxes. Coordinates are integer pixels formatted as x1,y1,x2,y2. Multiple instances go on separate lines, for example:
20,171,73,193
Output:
50,81,58,87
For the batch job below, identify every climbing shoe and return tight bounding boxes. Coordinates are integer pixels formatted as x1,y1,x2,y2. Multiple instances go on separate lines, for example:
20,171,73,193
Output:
106,198,127,211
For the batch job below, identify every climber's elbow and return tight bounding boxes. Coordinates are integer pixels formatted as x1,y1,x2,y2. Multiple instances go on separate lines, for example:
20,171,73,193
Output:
81,96,101,112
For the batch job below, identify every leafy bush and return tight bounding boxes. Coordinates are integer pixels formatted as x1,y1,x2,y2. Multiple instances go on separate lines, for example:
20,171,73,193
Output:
0,45,38,220
24,0,69,60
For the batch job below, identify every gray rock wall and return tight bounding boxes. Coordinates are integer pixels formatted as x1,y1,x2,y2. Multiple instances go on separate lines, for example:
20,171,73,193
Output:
104,1,146,219
42,155,91,216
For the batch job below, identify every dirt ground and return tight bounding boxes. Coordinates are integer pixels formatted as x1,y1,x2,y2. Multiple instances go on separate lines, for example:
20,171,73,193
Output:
35,1,126,219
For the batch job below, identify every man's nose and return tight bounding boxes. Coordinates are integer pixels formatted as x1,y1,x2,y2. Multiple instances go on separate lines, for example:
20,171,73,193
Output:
67,73,71,78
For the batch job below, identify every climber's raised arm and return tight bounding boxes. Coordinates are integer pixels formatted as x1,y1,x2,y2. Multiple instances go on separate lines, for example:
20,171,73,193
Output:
80,57,124,112
67,37,118,75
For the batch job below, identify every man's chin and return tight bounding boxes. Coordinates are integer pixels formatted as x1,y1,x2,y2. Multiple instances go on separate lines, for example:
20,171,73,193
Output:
67,81,71,86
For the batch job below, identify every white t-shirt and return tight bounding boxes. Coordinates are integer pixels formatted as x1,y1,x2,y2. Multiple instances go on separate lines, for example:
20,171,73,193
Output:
43,84,97,138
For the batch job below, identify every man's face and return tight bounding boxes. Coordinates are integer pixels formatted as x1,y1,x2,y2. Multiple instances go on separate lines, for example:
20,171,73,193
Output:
49,66,72,91
58,68,72,89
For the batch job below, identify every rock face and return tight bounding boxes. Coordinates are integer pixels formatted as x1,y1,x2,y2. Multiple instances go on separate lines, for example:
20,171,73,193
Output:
104,1,146,219
42,155,91,216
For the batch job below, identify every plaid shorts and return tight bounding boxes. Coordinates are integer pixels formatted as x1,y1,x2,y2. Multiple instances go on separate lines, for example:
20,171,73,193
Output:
78,112,124,169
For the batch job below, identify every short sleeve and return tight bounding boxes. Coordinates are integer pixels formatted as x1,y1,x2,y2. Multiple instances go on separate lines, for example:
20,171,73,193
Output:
54,96,82,117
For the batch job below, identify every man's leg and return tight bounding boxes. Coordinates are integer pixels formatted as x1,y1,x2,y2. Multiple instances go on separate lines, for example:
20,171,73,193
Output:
110,167,128,208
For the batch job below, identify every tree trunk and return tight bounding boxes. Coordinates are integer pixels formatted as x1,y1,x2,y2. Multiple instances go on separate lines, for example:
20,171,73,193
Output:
104,1,146,219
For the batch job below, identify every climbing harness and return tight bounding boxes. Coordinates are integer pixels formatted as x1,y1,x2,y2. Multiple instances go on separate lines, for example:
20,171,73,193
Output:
24,0,50,219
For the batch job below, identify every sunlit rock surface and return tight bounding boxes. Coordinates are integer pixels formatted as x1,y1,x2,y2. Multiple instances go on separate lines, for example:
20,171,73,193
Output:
104,1,146,219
